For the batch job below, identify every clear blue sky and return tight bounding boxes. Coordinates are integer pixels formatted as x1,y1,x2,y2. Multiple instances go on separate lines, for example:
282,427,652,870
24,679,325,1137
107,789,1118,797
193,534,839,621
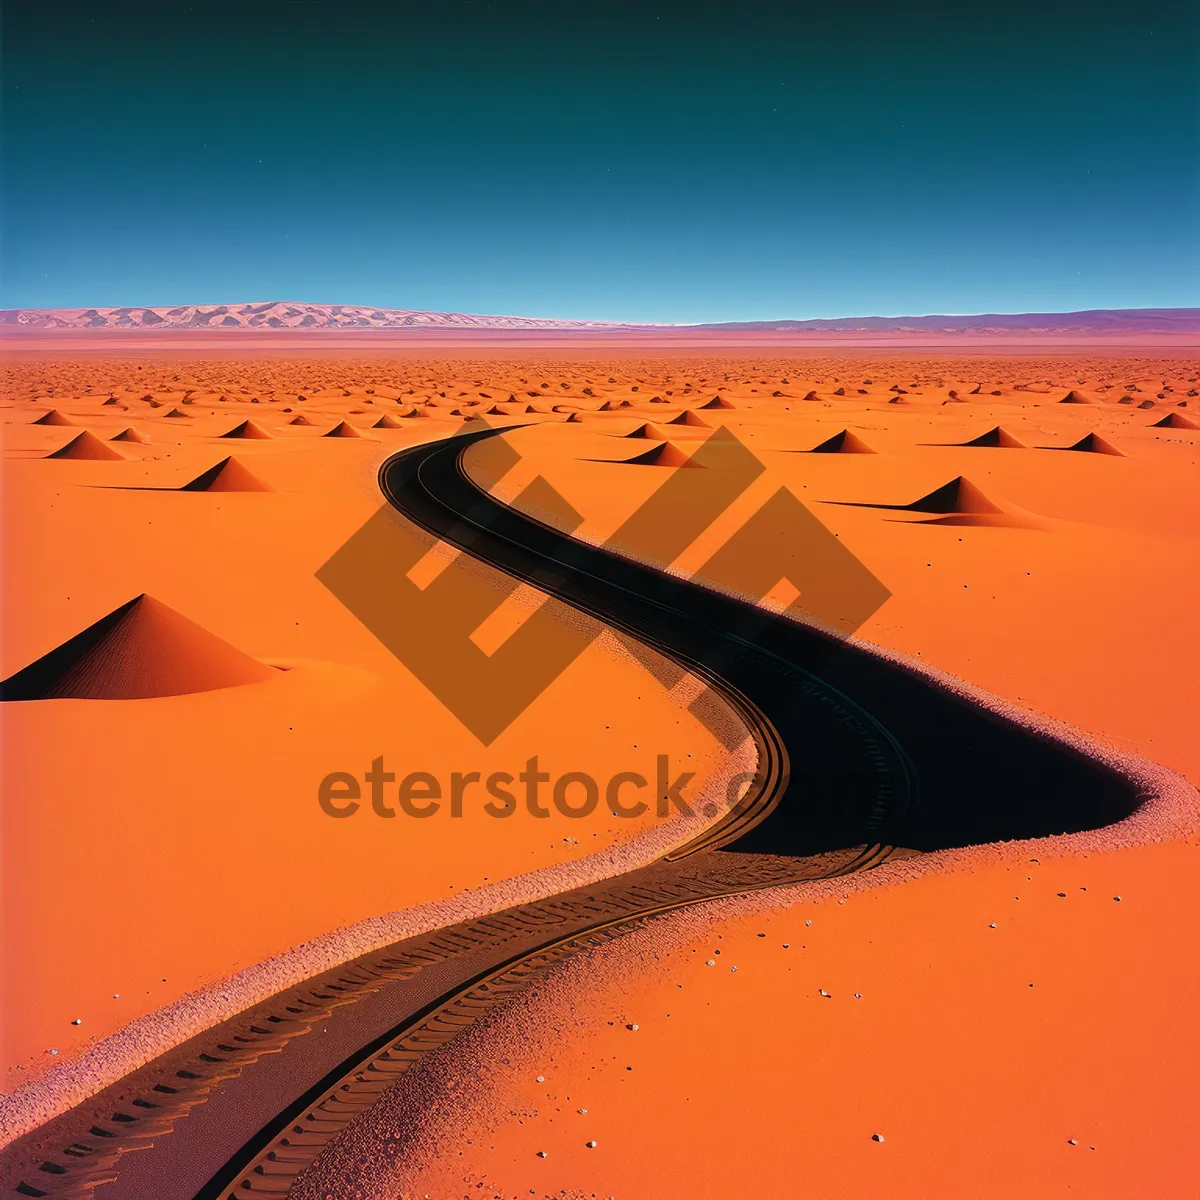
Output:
3,0,1197,323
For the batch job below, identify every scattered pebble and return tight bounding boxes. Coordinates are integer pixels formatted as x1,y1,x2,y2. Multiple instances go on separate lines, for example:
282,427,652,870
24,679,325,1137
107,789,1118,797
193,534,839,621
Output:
536,1075,545,1083
626,1023,639,1031
872,1133,885,1143
586,1140,598,1148
536,1150,548,1158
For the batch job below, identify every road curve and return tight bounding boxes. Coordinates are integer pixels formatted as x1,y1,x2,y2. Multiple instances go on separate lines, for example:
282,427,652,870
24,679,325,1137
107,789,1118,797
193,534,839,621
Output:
1,425,1140,1200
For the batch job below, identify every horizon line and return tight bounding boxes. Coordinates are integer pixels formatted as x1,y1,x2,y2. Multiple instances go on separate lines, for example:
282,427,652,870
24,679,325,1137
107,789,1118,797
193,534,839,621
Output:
3,300,1199,329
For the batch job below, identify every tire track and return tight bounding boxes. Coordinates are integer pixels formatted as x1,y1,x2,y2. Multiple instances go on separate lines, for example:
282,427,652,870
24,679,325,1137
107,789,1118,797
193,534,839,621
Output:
201,844,898,1198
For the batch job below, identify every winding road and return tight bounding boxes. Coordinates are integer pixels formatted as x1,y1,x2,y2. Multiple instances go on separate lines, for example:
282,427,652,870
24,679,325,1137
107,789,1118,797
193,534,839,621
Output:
1,424,1139,1200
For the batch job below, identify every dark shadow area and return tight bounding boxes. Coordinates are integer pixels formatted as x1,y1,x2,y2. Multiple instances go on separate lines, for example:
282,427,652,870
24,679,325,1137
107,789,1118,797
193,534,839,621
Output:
378,427,1139,857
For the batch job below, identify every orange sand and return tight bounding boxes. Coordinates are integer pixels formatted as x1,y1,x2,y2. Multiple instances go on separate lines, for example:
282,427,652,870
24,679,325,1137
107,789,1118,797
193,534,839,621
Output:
413,353,1199,1198
339,835,1200,1199
0,359,740,1106
3,348,1198,1193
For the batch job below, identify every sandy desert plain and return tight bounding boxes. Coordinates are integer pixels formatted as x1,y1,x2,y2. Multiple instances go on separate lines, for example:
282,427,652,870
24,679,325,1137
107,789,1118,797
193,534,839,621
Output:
1,337,1199,1198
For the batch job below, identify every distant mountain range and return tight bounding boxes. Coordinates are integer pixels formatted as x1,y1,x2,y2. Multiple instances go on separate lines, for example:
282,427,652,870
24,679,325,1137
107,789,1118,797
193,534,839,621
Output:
0,301,644,331
1,302,1195,335
687,308,1200,334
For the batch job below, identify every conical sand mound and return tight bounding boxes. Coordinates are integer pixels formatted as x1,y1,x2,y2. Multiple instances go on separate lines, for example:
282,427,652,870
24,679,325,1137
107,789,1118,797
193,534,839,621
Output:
956,425,1025,448
288,414,315,425
110,427,150,444
1151,412,1198,430
372,414,403,429
624,422,667,439
904,477,1004,514
1061,433,1124,456
324,420,363,438
179,456,272,492
698,395,735,410
0,594,277,701
1059,390,1095,405
33,409,75,426
45,431,125,461
220,419,272,440
827,475,1041,527
163,407,192,419
832,476,999,514
618,442,700,468
398,406,428,418
807,430,875,454
667,410,711,428
565,412,584,423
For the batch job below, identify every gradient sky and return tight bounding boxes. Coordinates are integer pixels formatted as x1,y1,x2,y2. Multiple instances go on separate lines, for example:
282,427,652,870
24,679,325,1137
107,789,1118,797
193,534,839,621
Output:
3,0,1197,322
